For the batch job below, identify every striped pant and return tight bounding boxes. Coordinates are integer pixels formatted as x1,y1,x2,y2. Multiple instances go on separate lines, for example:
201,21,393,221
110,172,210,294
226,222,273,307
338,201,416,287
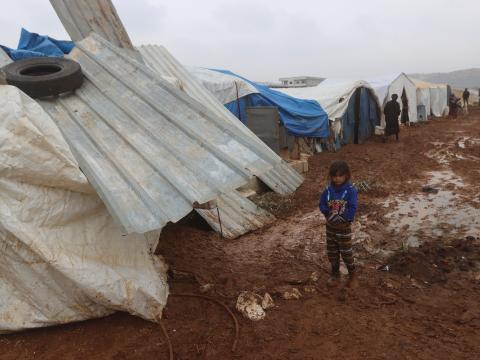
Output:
326,223,355,273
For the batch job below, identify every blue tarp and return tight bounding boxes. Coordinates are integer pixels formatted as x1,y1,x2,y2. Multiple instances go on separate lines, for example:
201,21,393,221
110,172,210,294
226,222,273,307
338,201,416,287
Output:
216,70,329,138
341,88,379,144
0,28,74,61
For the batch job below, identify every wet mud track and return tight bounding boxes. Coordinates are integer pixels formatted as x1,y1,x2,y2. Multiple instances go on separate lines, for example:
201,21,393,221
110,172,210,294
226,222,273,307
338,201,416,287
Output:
1,110,480,359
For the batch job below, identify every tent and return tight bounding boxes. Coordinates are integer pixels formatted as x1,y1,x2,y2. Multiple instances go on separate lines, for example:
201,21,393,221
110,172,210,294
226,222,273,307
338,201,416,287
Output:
429,83,449,117
411,79,449,119
368,73,418,125
280,79,381,146
412,79,432,121
189,69,330,138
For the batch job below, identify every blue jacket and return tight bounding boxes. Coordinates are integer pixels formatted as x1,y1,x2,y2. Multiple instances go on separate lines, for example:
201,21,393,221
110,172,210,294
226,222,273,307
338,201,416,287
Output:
319,182,358,222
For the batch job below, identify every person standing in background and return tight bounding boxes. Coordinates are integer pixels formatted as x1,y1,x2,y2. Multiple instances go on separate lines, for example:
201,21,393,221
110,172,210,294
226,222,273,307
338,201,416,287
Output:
462,88,470,114
400,90,409,125
384,94,401,141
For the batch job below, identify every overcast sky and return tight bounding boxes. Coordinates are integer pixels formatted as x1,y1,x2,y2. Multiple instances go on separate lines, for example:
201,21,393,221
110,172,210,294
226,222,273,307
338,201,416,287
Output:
1,0,479,81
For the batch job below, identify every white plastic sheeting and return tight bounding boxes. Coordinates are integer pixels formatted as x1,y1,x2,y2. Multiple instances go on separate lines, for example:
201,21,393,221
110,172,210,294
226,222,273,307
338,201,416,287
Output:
368,73,418,124
429,85,448,117
0,86,168,333
279,78,378,120
186,67,258,105
412,79,449,118
0,48,11,67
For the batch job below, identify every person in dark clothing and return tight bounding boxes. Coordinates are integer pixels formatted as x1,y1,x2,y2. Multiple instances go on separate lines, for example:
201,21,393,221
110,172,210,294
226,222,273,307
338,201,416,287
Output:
383,94,401,141
462,88,470,114
449,94,460,118
400,91,409,124
319,161,358,289
462,88,470,106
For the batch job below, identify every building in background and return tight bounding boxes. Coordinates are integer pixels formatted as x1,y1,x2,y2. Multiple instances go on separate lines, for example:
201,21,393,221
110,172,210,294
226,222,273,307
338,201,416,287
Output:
279,76,324,88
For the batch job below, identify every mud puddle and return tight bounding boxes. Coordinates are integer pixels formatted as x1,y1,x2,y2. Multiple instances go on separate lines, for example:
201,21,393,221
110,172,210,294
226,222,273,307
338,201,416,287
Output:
383,170,480,247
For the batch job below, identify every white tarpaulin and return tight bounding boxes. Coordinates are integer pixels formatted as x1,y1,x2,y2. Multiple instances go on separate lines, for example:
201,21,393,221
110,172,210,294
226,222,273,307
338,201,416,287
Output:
430,85,449,117
412,78,448,118
368,73,418,124
185,67,258,105
0,85,168,333
278,78,377,121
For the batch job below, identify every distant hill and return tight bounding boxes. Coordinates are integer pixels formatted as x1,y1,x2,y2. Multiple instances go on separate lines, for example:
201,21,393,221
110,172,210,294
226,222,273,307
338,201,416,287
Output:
410,68,480,89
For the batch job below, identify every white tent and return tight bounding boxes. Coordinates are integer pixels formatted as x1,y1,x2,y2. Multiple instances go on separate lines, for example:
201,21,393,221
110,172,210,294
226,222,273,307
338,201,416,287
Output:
412,78,449,118
412,79,432,121
279,78,381,144
0,85,169,333
430,84,449,117
368,73,418,124
279,78,377,120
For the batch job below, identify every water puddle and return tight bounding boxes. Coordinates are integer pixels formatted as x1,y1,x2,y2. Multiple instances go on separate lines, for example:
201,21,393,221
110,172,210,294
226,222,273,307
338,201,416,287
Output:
383,170,480,247
427,137,480,164
457,136,480,149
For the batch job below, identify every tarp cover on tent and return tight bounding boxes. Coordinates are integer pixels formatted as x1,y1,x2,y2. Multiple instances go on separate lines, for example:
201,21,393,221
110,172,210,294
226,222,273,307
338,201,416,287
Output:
280,78,380,145
0,85,168,333
187,67,258,106
0,28,74,60
211,70,330,138
280,78,377,120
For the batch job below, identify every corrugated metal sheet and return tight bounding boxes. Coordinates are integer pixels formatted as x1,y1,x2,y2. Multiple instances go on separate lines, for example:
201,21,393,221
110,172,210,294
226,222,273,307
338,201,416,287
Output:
48,0,302,196
196,190,275,239
138,45,304,195
49,0,134,50
48,0,301,238
38,34,288,234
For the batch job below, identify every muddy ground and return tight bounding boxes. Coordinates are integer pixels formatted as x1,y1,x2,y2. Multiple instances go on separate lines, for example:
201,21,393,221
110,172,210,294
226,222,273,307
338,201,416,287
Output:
1,110,480,360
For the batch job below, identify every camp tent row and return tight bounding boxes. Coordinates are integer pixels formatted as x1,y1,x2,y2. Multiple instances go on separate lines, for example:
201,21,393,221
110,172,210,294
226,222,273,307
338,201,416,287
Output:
184,69,451,151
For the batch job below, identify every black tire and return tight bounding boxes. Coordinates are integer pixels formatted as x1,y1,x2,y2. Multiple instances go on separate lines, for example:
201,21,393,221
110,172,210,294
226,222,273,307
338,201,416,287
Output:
1,57,83,98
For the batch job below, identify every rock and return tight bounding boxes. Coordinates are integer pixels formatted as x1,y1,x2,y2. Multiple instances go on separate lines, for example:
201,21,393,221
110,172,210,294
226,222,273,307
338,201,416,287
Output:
236,291,265,321
303,285,317,294
309,271,319,283
272,286,302,300
383,281,395,289
410,278,424,289
199,283,214,293
261,293,275,310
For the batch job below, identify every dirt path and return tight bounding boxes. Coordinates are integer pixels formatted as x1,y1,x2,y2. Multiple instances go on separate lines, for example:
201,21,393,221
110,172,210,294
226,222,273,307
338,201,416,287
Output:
1,110,480,360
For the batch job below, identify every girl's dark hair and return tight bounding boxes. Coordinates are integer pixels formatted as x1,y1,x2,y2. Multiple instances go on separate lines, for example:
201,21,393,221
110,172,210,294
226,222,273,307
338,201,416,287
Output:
329,160,351,181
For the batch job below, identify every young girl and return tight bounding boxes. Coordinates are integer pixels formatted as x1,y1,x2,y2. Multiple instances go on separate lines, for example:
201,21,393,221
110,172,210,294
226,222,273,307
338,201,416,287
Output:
319,160,358,288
